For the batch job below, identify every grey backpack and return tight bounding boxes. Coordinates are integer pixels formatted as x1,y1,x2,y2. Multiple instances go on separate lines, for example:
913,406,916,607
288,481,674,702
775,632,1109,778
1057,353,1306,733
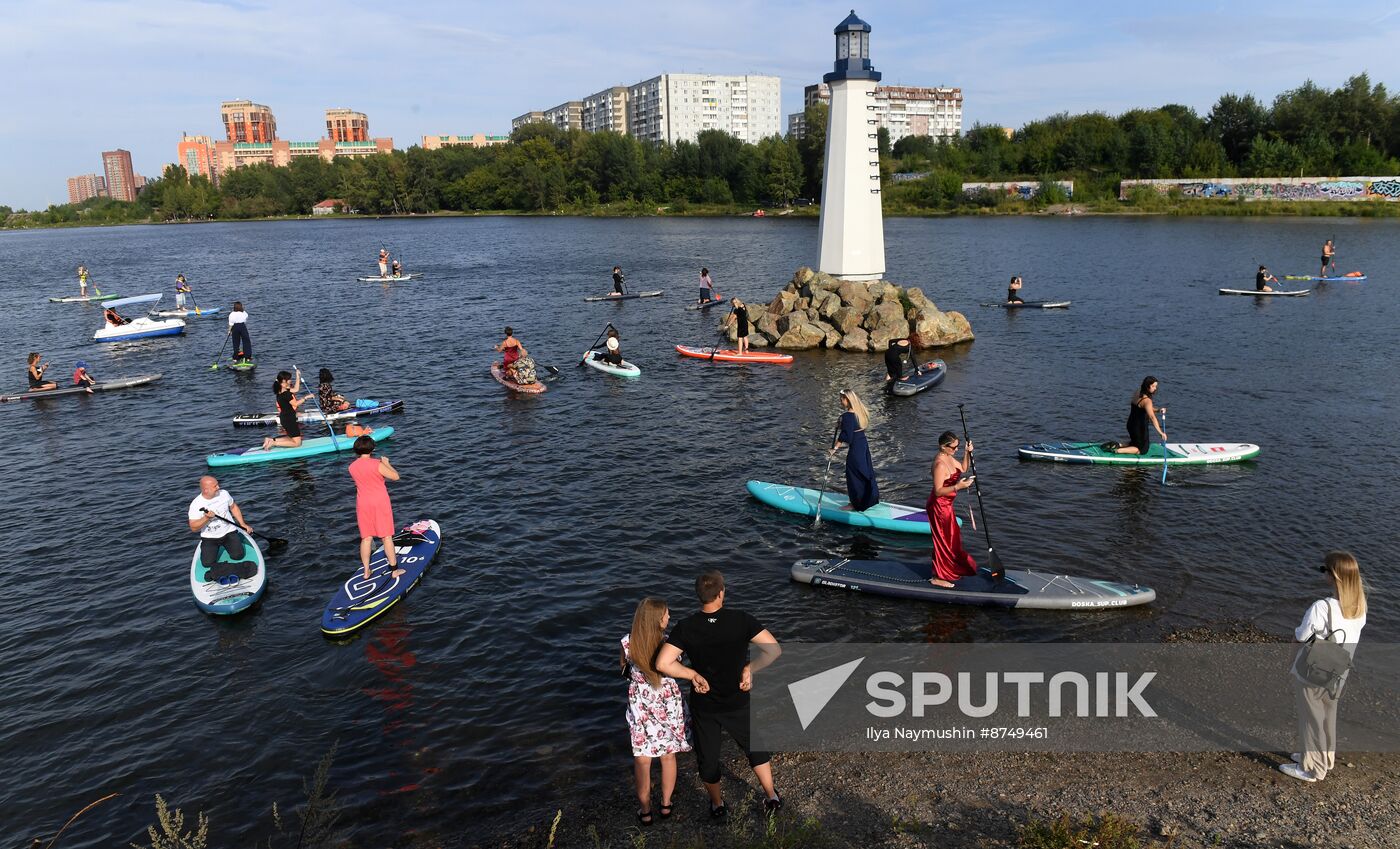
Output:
1296,599,1354,698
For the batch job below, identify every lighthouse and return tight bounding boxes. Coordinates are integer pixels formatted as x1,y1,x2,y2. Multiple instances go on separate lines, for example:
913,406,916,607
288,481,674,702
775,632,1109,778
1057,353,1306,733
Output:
816,10,884,282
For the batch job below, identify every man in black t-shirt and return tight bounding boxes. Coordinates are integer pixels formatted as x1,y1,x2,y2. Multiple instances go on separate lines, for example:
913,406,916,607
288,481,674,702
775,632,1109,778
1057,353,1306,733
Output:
658,570,782,818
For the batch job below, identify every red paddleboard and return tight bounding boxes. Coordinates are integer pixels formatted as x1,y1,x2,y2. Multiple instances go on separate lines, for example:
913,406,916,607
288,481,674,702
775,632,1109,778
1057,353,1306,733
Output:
674,345,794,364
490,363,546,394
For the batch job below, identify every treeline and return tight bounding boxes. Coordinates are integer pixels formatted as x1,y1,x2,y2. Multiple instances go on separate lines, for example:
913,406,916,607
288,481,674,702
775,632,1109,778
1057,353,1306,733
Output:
4,73,1398,227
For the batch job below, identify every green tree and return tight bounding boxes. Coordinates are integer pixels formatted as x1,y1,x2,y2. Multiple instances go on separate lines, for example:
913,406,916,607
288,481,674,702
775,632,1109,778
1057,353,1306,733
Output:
1207,93,1267,163
795,102,828,199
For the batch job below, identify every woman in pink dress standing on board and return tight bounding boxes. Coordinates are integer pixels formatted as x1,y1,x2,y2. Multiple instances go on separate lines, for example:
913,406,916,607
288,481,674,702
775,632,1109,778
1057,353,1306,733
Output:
349,434,402,580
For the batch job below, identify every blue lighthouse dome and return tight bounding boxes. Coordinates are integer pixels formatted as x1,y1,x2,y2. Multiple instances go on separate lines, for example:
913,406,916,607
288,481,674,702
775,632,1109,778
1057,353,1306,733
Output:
824,10,880,83
834,10,871,33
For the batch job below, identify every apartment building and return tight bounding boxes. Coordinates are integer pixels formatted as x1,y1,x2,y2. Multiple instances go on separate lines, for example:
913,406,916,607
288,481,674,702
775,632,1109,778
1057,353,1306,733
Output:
102,149,138,202
788,82,963,142
210,138,394,174
178,134,219,183
66,173,106,204
221,100,277,143
628,74,781,144
325,108,370,142
511,111,546,131
421,133,511,150
582,86,629,134
542,101,583,131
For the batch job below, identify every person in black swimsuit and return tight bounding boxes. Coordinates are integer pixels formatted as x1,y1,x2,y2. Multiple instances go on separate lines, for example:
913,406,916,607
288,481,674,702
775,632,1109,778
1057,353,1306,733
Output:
1007,275,1024,304
884,336,914,386
1112,376,1166,455
1256,266,1278,292
260,368,311,451
725,298,751,355
612,266,627,296
27,352,56,391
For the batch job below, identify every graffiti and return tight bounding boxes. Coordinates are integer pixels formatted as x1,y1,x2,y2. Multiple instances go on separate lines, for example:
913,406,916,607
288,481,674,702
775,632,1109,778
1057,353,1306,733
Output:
1368,178,1400,197
961,180,1073,200
1121,177,1400,202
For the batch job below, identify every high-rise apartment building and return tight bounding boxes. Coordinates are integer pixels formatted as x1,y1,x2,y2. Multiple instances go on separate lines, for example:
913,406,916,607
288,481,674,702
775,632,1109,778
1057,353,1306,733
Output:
542,101,583,132
221,100,277,143
511,111,546,131
421,133,511,150
582,86,629,134
211,138,394,175
628,74,781,145
325,108,369,142
102,149,138,202
66,173,106,204
177,134,219,183
789,82,963,142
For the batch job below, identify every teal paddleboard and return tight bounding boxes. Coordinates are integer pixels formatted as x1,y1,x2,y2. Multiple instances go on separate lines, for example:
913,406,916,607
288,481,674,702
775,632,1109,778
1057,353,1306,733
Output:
207,427,394,467
746,480,958,536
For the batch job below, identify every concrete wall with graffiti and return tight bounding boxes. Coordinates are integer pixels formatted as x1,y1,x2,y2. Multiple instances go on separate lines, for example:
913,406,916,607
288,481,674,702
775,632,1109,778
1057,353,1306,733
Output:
961,180,1074,200
1119,177,1400,201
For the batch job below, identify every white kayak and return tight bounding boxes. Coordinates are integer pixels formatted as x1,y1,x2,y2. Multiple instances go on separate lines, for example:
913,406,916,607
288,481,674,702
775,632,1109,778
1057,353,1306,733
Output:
357,274,419,282
94,316,186,342
1218,289,1309,297
1017,441,1261,465
581,350,641,378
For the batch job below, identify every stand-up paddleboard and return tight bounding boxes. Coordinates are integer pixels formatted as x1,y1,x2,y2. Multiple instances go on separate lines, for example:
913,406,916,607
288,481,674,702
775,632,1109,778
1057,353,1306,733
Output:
686,296,727,311
790,559,1156,610
982,301,1072,309
357,274,419,282
746,480,953,535
675,345,794,364
49,293,120,303
490,363,547,394
584,290,664,302
206,426,393,467
189,529,266,614
1284,273,1366,282
151,307,222,318
581,351,641,378
1018,441,1260,465
1,373,161,403
232,399,404,427
227,360,256,372
321,520,442,636
1219,288,1309,297
890,360,946,397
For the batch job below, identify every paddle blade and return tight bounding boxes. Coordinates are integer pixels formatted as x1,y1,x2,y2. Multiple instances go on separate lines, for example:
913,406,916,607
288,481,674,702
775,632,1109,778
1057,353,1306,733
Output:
544,364,561,375
986,548,1005,580
264,537,289,554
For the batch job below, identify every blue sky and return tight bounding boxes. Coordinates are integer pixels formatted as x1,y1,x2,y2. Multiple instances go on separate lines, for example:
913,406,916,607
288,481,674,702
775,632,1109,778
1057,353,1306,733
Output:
6,0,1400,209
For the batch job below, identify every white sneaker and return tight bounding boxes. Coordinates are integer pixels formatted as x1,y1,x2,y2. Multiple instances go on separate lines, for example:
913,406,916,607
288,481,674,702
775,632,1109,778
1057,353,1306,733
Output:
1279,763,1317,782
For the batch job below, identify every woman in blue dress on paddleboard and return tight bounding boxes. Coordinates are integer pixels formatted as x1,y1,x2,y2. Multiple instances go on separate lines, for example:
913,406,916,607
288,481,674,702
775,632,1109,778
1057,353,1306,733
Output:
831,389,878,511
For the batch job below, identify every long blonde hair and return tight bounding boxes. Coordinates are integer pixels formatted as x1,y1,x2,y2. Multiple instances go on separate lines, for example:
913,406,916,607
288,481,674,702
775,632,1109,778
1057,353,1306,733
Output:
1324,551,1367,619
841,389,869,431
627,597,669,688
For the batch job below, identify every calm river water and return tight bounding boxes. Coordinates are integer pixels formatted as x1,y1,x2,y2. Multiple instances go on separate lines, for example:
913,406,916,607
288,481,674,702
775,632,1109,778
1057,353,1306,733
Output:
1,215,1395,846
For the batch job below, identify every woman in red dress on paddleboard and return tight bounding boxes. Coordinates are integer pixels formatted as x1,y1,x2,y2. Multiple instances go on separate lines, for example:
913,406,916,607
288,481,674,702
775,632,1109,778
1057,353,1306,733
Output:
927,430,978,587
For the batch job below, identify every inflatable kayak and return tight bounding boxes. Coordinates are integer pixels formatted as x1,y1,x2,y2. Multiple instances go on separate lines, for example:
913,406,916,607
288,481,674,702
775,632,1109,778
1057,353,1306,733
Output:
582,350,641,378
746,480,948,535
1219,288,1309,297
1,373,161,403
49,293,120,303
321,520,442,636
675,345,794,364
357,274,419,282
206,426,393,467
983,301,1071,309
890,360,946,397
151,307,221,318
1284,273,1365,281
686,296,727,311
232,398,404,427
584,290,664,302
791,559,1156,610
1018,441,1260,465
490,363,547,394
189,528,266,614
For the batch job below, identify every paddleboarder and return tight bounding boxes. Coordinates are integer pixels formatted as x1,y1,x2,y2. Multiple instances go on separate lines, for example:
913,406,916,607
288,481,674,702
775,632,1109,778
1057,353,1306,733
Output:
620,598,691,826
1111,376,1166,455
724,298,752,355
495,326,537,384
349,435,402,581
175,274,190,310
77,265,90,297
612,266,627,297
1256,266,1279,293
391,259,403,278
1007,275,1024,304
228,301,252,364
831,390,879,511
884,335,914,385
928,430,978,587
378,249,390,279
698,267,717,304
260,369,311,451
317,368,351,413
72,360,96,393
1320,239,1335,278
187,475,253,571
26,353,56,391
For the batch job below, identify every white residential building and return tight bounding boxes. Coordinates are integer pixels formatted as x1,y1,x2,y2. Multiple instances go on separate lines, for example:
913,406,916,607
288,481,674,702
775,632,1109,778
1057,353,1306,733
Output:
542,101,583,131
790,82,963,142
628,73,782,145
582,86,630,134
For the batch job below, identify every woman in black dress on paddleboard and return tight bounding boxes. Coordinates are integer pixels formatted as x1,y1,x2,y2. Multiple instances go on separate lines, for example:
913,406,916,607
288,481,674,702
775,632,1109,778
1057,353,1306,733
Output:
261,368,312,451
1112,376,1166,455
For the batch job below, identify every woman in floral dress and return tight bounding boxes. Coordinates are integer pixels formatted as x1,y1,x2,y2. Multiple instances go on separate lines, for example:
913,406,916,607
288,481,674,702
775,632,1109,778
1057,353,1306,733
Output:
620,597,691,826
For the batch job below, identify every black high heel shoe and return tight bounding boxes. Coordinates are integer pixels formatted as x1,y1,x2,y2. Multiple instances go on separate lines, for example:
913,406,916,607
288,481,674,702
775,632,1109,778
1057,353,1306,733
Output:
637,808,654,827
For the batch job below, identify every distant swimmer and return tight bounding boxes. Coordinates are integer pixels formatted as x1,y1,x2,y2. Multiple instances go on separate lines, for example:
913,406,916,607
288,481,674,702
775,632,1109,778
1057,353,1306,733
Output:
1256,265,1278,293
1007,275,1024,304
1321,239,1336,278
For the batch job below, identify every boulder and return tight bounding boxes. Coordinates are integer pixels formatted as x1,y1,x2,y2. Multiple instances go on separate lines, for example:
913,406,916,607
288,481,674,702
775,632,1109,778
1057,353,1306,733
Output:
869,319,912,352
805,307,821,322
776,321,828,350
910,309,975,348
817,291,843,320
867,280,893,302
864,299,906,332
755,312,780,342
769,290,797,315
795,267,815,287
823,326,842,348
794,297,810,311
905,286,937,316
810,272,841,292
838,327,871,352
749,334,770,348
776,313,805,335
831,305,864,334
836,280,873,312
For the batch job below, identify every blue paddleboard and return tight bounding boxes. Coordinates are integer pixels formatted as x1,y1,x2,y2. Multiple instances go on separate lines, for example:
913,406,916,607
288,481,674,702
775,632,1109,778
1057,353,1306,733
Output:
320,520,442,636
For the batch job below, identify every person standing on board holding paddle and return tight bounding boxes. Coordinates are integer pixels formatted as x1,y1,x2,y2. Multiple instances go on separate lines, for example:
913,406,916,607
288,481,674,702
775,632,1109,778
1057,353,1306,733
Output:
1007,275,1025,304
1110,376,1166,455
831,390,879,511
928,431,978,587
1256,266,1279,293
724,298,752,355
1320,239,1336,278
187,475,254,570
77,265,90,297
698,267,718,304
228,302,253,364
612,266,627,297
175,274,190,310
378,248,390,279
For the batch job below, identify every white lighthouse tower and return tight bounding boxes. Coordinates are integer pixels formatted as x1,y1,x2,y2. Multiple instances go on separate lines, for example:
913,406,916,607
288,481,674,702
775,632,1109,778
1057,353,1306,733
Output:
817,10,884,282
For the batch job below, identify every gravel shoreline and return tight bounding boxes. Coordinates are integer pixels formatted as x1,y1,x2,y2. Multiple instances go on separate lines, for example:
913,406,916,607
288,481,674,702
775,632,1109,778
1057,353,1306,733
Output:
481,623,1398,849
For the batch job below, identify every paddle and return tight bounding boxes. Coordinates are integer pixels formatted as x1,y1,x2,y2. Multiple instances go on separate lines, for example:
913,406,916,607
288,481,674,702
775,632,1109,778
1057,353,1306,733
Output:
205,508,288,553
813,419,842,527
297,365,341,452
209,332,231,371
580,324,614,366
957,403,1004,580
1159,409,1169,486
